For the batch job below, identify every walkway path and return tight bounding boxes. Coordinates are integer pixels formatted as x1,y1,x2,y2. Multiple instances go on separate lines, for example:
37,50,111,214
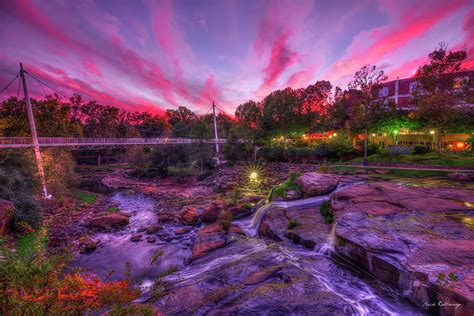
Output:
333,164,474,172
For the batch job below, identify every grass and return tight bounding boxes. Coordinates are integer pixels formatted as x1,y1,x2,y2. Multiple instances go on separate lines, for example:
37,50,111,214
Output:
344,152,474,167
287,219,301,229
75,190,98,204
333,165,456,178
107,206,119,213
15,228,48,257
269,173,301,201
320,200,333,224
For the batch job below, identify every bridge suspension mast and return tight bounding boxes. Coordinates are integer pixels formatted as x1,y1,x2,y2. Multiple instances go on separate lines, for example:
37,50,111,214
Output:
19,63,50,199
212,101,220,166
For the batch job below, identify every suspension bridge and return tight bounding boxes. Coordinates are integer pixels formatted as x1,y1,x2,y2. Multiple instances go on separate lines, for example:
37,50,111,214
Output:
1,63,242,198
0,137,232,149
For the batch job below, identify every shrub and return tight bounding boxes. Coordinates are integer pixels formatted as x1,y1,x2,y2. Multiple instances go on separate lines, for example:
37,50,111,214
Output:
0,166,41,231
378,147,392,158
0,229,140,315
75,190,97,204
218,211,234,232
367,142,381,156
287,219,301,229
197,170,213,181
320,200,333,224
314,142,332,158
268,173,301,201
413,145,430,154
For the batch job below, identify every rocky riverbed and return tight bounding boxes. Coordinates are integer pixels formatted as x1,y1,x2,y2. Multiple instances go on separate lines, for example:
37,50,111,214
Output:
69,166,474,315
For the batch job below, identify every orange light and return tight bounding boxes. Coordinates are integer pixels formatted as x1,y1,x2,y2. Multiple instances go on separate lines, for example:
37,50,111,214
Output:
456,142,465,149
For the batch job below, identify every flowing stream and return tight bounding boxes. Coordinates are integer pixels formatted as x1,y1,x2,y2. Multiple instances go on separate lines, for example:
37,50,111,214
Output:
72,186,425,315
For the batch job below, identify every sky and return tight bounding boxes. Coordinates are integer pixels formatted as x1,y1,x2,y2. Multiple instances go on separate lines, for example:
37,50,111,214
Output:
0,0,473,115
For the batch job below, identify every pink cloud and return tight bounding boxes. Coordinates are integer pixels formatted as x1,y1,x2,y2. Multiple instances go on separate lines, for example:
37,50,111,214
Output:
326,0,468,83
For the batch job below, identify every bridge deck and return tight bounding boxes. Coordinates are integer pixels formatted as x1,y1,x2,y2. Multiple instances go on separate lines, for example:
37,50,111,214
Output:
0,137,232,148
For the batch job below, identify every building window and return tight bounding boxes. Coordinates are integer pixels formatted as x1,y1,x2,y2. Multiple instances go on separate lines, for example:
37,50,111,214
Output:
409,81,419,93
378,86,389,97
453,76,469,89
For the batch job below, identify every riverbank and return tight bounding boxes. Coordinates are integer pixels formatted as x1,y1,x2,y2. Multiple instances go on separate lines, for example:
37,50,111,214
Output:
26,162,473,314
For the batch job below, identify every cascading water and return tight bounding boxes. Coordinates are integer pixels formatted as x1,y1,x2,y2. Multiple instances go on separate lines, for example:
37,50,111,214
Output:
235,180,362,237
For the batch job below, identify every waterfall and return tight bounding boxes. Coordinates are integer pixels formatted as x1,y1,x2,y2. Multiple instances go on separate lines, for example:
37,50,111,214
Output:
318,223,336,254
234,180,364,238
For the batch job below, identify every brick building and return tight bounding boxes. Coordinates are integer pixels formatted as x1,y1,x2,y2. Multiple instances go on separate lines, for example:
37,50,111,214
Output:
378,70,474,109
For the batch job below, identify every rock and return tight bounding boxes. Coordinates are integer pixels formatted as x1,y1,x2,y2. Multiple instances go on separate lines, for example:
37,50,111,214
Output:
156,240,353,315
179,206,200,226
228,224,246,235
130,233,142,242
201,201,225,222
158,213,174,223
0,199,15,235
258,206,288,242
146,224,163,234
227,205,252,219
78,236,98,254
87,212,129,230
146,236,156,243
448,172,472,181
284,188,302,200
175,226,193,235
294,172,339,196
157,285,204,313
332,182,474,315
191,223,226,260
242,266,282,285
241,195,264,204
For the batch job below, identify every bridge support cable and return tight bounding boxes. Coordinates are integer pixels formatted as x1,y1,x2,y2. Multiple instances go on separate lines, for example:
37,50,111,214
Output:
19,63,50,199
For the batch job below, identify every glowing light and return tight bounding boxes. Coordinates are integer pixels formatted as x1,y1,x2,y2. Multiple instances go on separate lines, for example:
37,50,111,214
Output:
372,133,376,137
393,130,399,134
456,142,465,149
430,130,435,135
249,171,258,180
333,133,337,136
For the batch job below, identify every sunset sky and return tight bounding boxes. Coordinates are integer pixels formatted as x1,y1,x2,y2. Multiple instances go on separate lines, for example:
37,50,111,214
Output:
0,0,473,115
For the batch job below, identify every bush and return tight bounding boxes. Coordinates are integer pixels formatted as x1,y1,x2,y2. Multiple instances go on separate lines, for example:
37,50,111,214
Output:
197,170,213,181
0,229,140,315
320,200,333,224
287,219,301,229
413,145,430,154
378,147,392,158
268,173,301,201
0,166,41,231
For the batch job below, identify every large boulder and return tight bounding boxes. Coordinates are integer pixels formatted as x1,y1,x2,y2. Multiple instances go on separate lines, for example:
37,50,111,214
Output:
332,182,474,315
200,201,225,222
191,222,226,260
87,212,129,230
0,199,15,235
294,173,339,196
179,206,200,226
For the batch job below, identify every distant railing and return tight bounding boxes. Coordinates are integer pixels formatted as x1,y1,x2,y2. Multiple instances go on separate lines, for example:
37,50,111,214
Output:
0,137,239,148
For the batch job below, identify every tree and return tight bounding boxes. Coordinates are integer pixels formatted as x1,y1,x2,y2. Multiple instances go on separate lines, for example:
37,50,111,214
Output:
348,65,387,159
300,81,332,131
413,43,468,153
166,106,196,127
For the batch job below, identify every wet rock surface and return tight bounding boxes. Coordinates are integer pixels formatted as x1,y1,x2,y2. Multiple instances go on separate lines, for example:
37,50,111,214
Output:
332,182,474,315
156,240,353,315
295,172,339,196
86,212,130,230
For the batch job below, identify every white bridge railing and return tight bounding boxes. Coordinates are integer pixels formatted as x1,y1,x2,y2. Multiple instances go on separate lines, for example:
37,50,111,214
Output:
0,137,237,148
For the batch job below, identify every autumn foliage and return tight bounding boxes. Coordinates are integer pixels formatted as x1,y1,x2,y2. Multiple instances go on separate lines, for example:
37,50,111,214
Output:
0,228,141,315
